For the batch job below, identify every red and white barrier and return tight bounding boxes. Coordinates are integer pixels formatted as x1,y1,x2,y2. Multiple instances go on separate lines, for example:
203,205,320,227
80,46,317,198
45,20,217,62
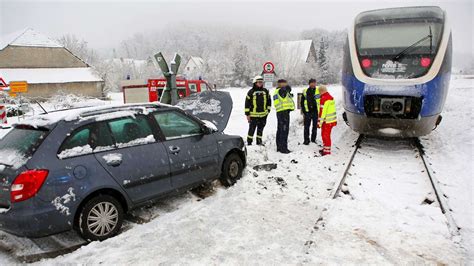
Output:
0,105,7,124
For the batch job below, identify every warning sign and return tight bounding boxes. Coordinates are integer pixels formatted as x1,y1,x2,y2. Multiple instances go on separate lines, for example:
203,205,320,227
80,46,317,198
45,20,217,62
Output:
9,81,28,93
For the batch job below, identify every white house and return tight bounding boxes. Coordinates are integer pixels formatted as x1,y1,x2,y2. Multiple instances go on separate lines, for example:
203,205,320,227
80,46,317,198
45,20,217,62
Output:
183,56,204,78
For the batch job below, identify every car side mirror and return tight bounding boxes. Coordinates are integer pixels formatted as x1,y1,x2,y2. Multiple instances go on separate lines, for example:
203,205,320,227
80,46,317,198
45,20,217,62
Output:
201,121,218,134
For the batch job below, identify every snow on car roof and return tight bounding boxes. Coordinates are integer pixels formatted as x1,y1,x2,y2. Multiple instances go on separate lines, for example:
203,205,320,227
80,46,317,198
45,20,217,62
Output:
0,28,63,50
15,103,169,128
0,67,103,84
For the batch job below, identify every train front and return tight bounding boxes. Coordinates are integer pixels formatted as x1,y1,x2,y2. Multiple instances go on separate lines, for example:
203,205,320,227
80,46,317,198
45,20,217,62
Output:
342,6,452,137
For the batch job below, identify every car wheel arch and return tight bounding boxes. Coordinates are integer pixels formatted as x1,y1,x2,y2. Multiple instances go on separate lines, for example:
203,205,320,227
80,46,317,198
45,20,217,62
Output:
73,188,129,229
221,149,246,171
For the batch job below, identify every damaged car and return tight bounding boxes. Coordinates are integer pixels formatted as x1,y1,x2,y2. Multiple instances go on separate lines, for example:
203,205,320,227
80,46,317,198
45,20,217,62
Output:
0,91,245,241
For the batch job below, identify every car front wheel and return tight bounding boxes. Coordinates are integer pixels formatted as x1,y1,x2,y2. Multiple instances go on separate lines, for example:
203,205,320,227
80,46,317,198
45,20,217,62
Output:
78,194,124,241
220,153,244,187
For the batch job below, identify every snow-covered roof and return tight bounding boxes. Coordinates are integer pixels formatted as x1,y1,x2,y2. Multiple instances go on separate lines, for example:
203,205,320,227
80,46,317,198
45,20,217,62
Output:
191,56,204,66
186,56,204,69
272,40,315,75
0,28,63,50
16,103,166,128
273,40,314,64
105,58,149,68
0,67,103,84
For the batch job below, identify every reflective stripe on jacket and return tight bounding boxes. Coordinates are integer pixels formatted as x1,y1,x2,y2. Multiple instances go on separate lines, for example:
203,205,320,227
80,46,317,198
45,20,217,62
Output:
245,87,271,117
319,92,337,126
302,86,320,113
273,88,295,112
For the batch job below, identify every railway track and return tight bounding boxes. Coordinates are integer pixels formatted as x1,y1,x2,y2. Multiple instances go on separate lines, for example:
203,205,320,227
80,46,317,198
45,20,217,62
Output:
304,134,460,258
332,134,459,236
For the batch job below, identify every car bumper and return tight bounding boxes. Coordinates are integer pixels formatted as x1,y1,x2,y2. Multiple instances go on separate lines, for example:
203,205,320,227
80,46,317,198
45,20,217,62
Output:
0,203,72,238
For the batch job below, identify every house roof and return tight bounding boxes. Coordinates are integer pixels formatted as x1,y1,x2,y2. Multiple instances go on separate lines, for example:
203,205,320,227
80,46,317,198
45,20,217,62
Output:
272,40,313,72
0,67,103,84
0,28,63,50
187,56,204,68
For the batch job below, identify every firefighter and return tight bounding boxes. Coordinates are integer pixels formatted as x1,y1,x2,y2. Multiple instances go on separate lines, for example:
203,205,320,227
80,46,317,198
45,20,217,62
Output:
245,76,271,146
300,78,320,145
318,85,337,156
274,79,295,153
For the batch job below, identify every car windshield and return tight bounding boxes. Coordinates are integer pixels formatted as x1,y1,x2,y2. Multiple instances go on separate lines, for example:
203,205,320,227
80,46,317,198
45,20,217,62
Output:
0,126,48,167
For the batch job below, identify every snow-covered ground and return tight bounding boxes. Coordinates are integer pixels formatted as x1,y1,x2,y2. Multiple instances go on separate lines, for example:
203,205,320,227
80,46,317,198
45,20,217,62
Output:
0,77,472,264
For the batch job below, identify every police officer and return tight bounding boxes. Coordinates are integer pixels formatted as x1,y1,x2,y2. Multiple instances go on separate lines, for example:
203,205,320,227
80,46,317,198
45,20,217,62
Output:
245,76,271,146
273,79,295,153
300,78,320,145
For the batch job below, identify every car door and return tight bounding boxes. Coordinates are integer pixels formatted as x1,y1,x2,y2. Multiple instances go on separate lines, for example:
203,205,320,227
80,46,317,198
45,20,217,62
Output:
152,110,219,188
93,115,172,204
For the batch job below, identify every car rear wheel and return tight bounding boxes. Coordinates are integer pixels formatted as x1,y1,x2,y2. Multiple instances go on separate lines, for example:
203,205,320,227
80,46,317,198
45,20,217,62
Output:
220,153,243,187
78,194,124,241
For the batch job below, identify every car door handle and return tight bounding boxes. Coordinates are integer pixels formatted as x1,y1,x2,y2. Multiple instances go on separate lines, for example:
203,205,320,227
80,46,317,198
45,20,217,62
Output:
169,146,180,154
103,154,123,167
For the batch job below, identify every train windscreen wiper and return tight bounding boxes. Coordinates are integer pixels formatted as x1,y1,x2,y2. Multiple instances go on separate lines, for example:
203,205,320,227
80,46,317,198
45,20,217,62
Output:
392,26,433,62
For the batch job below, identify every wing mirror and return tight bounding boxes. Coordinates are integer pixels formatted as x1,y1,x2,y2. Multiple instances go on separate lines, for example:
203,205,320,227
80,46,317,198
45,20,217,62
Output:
202,120,218,134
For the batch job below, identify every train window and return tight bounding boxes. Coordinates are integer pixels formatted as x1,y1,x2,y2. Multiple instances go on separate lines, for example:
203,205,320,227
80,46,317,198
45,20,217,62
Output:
355,20,444,79
356,22,442,51
201,83,207,92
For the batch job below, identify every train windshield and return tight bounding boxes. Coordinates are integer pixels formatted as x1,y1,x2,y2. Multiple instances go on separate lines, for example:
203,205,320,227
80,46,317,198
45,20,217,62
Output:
355,7,444,79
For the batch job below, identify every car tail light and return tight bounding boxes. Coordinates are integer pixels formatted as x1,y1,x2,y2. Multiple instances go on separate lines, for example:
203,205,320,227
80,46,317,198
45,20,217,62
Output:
178,91,185,98
11,170,49,203
420,57,431,68
361,58,372,68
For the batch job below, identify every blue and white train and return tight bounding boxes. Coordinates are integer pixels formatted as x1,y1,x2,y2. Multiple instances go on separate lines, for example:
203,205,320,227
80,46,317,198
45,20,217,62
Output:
341,6,452,137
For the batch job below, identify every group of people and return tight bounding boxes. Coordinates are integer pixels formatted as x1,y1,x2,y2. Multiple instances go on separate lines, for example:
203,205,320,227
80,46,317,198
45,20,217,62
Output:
244,76,337,156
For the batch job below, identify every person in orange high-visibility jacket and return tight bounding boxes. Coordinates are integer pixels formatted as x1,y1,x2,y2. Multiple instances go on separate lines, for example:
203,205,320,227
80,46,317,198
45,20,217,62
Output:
318,86,337,156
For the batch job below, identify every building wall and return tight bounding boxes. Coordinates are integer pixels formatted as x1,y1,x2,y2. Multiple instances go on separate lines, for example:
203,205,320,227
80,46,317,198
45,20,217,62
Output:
20,82,104,99
0,46,87,68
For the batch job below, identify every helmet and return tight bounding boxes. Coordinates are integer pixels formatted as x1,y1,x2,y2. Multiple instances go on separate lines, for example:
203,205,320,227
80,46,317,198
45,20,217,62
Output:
252,75,264,83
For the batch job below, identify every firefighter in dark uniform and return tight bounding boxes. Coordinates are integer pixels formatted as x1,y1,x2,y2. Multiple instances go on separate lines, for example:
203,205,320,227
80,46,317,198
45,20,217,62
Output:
300,78,320,145
245,76,271,146
274,79,295,153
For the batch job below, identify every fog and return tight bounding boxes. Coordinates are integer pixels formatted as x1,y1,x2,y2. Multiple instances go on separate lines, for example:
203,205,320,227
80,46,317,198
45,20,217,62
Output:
0,0,471,51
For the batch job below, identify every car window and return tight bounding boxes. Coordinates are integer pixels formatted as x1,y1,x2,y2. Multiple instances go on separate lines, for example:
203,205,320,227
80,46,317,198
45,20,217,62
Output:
58,125,94,159
90,122,115,151
154,111,202,140
0,126,48,167
107,116,156,148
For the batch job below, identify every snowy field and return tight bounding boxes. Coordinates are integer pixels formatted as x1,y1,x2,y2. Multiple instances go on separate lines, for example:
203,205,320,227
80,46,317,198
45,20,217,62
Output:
0,76,472,264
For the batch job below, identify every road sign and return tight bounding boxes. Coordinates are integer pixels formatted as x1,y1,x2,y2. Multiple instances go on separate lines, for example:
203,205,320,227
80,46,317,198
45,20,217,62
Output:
263,61,275,73
9,81,28,93
263,72,274,89
0,78,7,88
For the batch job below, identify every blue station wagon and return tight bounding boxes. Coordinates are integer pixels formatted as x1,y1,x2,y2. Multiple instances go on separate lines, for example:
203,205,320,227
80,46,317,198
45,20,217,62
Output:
0,97,245,241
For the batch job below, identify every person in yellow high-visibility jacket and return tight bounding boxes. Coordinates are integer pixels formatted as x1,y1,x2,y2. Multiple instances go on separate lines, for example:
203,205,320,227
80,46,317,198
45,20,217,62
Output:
300,78,320,145
273,79,295,153
318,85,337,156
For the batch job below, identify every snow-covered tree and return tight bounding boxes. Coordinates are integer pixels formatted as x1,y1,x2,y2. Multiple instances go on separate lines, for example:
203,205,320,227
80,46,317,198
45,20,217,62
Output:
317,37,331,84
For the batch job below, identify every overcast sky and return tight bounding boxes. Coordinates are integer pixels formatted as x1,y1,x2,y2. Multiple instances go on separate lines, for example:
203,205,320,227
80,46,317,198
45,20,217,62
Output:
0,0,472,55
